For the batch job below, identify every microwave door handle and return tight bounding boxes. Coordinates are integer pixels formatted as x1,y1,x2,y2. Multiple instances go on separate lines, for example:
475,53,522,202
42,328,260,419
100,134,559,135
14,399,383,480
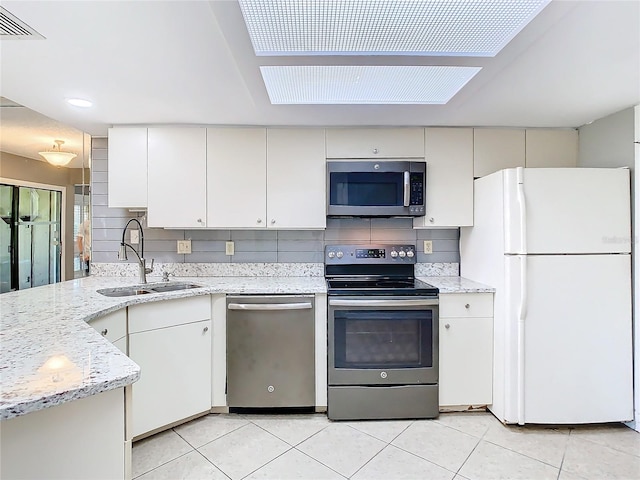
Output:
403,171,410,207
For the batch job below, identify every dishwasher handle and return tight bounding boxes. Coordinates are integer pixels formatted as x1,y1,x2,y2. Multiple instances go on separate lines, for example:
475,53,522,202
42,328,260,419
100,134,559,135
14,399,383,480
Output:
228,302,313,311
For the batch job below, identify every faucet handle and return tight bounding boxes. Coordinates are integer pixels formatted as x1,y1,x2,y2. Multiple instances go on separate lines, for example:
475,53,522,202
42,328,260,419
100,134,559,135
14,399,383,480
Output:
145,258,155,274
162,269,174,282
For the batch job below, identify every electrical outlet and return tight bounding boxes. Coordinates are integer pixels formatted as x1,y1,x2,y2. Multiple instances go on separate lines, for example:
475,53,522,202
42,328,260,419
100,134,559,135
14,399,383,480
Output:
423,240,433,254
130,230,139,245
177,240,192,254
225,241,235,256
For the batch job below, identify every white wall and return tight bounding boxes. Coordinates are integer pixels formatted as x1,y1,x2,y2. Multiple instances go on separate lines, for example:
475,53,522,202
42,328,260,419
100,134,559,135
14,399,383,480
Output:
579,105,639,432
579,107,635,169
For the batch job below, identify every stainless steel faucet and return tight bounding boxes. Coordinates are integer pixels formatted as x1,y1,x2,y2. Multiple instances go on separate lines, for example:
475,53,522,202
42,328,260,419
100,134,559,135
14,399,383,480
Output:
118,218,154,283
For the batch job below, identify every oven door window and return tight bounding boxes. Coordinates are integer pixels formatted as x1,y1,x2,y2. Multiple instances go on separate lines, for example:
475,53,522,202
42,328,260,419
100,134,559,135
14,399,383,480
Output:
329,172,404,207
333,310,433,369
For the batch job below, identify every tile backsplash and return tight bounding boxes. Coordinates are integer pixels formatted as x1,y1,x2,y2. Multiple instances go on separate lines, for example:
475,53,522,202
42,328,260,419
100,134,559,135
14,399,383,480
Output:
91,139,460,268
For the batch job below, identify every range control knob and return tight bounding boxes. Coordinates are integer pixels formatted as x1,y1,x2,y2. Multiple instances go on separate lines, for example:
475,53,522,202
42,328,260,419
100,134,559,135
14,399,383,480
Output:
406,250,415,258
328,251,335,259
398,250,406,258
336,251,344,259
390,250,398,258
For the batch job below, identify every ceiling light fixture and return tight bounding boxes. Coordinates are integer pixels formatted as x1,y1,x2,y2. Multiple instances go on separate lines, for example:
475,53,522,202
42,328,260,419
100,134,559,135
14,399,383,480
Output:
66,98,92,107
39,140,77,167
239,0,550,57
260,65,481,104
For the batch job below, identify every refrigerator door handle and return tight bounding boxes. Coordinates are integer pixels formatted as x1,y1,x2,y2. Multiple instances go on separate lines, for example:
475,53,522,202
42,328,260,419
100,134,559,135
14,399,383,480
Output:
516,167,527,255
517,253,528,425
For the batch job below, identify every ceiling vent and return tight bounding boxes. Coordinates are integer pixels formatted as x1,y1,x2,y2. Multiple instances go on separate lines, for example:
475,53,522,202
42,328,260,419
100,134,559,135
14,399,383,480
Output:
0,7,44,40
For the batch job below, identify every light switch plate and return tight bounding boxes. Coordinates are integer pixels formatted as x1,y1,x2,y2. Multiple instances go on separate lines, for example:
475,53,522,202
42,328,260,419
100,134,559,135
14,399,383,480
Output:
130,230,139,245
177,240,192,254
423,240,433,254
225,241,235,256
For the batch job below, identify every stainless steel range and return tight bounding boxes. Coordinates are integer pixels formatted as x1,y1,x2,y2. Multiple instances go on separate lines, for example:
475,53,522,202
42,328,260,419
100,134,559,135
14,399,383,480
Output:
325,244,439,420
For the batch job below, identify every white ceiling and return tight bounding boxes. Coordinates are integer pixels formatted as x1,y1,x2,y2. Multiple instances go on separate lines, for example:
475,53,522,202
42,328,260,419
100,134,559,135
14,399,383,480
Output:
0,0,638,139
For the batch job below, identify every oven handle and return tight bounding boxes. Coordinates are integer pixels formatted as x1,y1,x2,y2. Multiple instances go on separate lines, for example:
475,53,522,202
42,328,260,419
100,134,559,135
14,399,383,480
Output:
329,299,438,307
403,171,410,207
228,302,313,311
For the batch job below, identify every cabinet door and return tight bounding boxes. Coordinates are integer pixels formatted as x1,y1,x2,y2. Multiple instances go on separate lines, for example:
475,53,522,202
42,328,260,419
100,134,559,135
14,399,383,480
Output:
108,128,148,208
267,128,326,229
88,309,127,345
474,128,525,178
147,128,207,228
525,129,578,168
439,316,493,407
129,319,211,438
326,128,424,158
207,128,267,228
414,128,473,228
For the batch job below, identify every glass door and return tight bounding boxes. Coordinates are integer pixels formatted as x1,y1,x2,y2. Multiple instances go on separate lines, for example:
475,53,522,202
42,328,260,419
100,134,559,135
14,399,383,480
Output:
0,185,14,293
1,183,62,292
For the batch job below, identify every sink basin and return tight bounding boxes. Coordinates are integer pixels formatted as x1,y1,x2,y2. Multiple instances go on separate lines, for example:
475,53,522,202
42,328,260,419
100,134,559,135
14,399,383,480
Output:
148,283,203,293
97,282,203,297
97,286,154,297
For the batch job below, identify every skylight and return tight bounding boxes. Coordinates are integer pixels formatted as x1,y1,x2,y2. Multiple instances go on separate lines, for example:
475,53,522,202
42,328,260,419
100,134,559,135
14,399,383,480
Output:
260,65,482,104
239,0,550,57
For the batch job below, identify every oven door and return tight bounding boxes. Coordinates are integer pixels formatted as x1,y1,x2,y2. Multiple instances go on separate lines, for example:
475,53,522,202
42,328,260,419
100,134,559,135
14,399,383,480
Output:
328,296,438,386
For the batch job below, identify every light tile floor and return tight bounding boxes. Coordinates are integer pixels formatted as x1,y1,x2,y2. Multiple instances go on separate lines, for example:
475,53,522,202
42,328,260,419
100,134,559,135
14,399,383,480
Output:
132,412,640,480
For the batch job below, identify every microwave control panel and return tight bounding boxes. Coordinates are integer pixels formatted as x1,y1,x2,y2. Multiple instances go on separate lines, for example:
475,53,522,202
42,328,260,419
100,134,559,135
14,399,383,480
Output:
409,172,425,215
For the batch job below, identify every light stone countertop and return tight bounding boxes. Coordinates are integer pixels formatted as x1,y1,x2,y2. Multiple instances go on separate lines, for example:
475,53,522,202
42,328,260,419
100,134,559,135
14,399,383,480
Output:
418,276,495,293
1,273,491,420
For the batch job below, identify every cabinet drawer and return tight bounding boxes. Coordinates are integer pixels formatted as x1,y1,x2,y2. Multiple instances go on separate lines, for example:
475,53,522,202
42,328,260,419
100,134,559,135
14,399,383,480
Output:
129,296,210,333
440,293,493,318
89,309,127,343
326,128,424,158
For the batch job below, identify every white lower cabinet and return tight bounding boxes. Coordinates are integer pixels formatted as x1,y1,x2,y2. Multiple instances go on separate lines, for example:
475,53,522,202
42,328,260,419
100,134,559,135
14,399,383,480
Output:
128,296,212,438
439,293,493,408
88,309,127,353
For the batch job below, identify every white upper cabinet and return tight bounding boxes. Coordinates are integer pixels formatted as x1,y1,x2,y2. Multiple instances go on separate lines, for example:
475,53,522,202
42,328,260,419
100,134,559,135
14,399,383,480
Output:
525,129,578,168
207,128,267,229
474,128,525,178
326,128,424,158
414,128,474,228
267,129,326,229
147,128,207,228
108,127,148,208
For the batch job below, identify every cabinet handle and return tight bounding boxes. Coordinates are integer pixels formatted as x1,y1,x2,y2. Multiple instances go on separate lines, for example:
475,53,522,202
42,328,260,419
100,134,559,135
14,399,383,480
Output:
270,219,276,225
445,323,450,329
465,303,470,309
429,217,435,223
257,219,262,224
203,326,209,334
372,148,379,154
101,328,108,336
197,218,203,224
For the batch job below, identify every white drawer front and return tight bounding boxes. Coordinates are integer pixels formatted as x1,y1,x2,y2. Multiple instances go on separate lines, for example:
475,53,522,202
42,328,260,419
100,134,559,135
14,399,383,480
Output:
440,293,493,318
89,309,127,343
129,295,210,333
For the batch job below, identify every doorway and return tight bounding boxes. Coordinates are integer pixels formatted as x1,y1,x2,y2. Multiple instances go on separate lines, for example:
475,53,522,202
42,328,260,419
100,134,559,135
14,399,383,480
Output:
0,181,64,293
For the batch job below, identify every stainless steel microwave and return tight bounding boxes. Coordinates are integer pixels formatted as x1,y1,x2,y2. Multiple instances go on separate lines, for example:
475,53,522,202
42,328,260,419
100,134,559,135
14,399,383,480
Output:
327,161,426,217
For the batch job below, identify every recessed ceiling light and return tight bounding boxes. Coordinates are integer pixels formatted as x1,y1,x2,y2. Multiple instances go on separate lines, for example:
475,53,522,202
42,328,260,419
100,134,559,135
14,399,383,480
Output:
239,0,550,57
66,98,92,108
260,65,482,104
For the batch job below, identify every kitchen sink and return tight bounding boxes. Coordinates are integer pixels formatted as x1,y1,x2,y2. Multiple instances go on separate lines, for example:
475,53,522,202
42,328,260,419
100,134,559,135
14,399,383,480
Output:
97,282,204,297
148,283,203,293
97,286,154,297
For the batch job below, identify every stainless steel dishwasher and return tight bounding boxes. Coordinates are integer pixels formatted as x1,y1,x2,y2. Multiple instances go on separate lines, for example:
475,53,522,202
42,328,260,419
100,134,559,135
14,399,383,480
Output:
226,295,315,408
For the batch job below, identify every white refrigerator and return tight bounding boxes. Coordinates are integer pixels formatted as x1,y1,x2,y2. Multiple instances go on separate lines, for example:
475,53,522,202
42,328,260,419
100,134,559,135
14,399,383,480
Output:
460,167,633,425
